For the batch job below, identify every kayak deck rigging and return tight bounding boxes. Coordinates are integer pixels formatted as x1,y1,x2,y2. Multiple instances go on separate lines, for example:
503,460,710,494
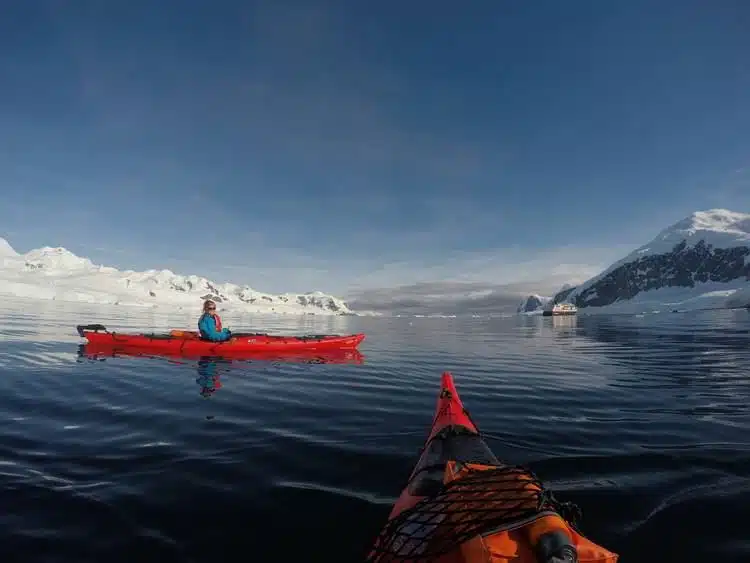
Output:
369,462,584,562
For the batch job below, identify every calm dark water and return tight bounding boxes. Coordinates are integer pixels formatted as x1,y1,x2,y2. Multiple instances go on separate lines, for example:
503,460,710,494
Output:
0,299,749,562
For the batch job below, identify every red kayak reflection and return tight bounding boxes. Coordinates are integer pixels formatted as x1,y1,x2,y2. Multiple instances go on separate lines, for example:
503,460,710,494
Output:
78,341,365,365
77,342,365,398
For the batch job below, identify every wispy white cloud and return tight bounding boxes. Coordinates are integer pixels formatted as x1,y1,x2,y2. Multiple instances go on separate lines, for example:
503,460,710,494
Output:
347,244,632,290
195,241,634,297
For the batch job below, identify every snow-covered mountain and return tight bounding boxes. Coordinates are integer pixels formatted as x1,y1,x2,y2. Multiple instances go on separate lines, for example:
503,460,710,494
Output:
0,238,359,315
550,209,750,313
517,294,552,314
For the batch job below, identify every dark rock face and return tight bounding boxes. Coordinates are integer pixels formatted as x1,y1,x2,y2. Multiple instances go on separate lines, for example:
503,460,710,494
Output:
553,240,750,308
169,279,196,292
517,295,546,313
297,294,342,312
553,286,577,304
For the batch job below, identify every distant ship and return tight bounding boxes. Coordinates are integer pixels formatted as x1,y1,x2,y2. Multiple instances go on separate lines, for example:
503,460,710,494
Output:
542,302,578,316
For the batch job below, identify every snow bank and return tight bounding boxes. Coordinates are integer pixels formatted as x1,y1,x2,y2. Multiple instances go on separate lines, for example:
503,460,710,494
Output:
0,239,363,316
576,279,750,315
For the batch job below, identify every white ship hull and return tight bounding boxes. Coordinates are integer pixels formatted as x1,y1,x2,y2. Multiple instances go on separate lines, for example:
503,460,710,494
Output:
543,303,578,316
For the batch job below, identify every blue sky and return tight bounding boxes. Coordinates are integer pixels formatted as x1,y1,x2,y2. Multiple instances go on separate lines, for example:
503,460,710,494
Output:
1,0,749,296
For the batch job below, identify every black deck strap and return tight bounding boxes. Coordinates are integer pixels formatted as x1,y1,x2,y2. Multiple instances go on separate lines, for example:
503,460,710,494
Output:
76,324,108,337
145,333,176,340
229,332,269,338
299,333,340,340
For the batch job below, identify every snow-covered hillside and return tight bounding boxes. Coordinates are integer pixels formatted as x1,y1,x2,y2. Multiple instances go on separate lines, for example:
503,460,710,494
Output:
550,209,750,313
0,238,358,315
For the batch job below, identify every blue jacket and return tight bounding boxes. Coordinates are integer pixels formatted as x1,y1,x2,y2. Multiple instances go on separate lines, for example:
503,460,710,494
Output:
198,313,231,342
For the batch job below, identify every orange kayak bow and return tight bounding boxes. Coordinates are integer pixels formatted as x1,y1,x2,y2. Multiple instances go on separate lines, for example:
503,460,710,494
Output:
367,372,618,563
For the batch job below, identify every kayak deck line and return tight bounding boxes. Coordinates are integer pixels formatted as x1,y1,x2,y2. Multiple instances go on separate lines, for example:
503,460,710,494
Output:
367,371,619,563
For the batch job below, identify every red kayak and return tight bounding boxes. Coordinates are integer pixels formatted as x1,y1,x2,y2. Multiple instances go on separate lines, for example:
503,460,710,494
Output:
76,324,365,354
367,372,618,563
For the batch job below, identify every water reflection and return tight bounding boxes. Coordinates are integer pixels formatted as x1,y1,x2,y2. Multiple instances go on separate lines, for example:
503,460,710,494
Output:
551,314,577,338
76,343,366,397
77,342,365,365
516,313,578,339
575,312,750,382
196,356,227,398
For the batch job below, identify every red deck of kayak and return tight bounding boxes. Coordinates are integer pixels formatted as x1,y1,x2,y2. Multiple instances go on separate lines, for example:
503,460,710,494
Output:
387,371,480,519
427,371,478,439
80,329,365,353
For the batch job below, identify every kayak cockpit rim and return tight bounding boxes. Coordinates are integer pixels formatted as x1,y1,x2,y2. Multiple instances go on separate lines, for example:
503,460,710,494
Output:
406,424,499,498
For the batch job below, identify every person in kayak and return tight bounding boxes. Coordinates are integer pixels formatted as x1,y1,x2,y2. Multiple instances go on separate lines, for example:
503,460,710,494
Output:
198,300,232,342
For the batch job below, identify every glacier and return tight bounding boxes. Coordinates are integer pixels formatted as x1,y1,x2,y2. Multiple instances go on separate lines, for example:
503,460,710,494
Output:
516,294,552,314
